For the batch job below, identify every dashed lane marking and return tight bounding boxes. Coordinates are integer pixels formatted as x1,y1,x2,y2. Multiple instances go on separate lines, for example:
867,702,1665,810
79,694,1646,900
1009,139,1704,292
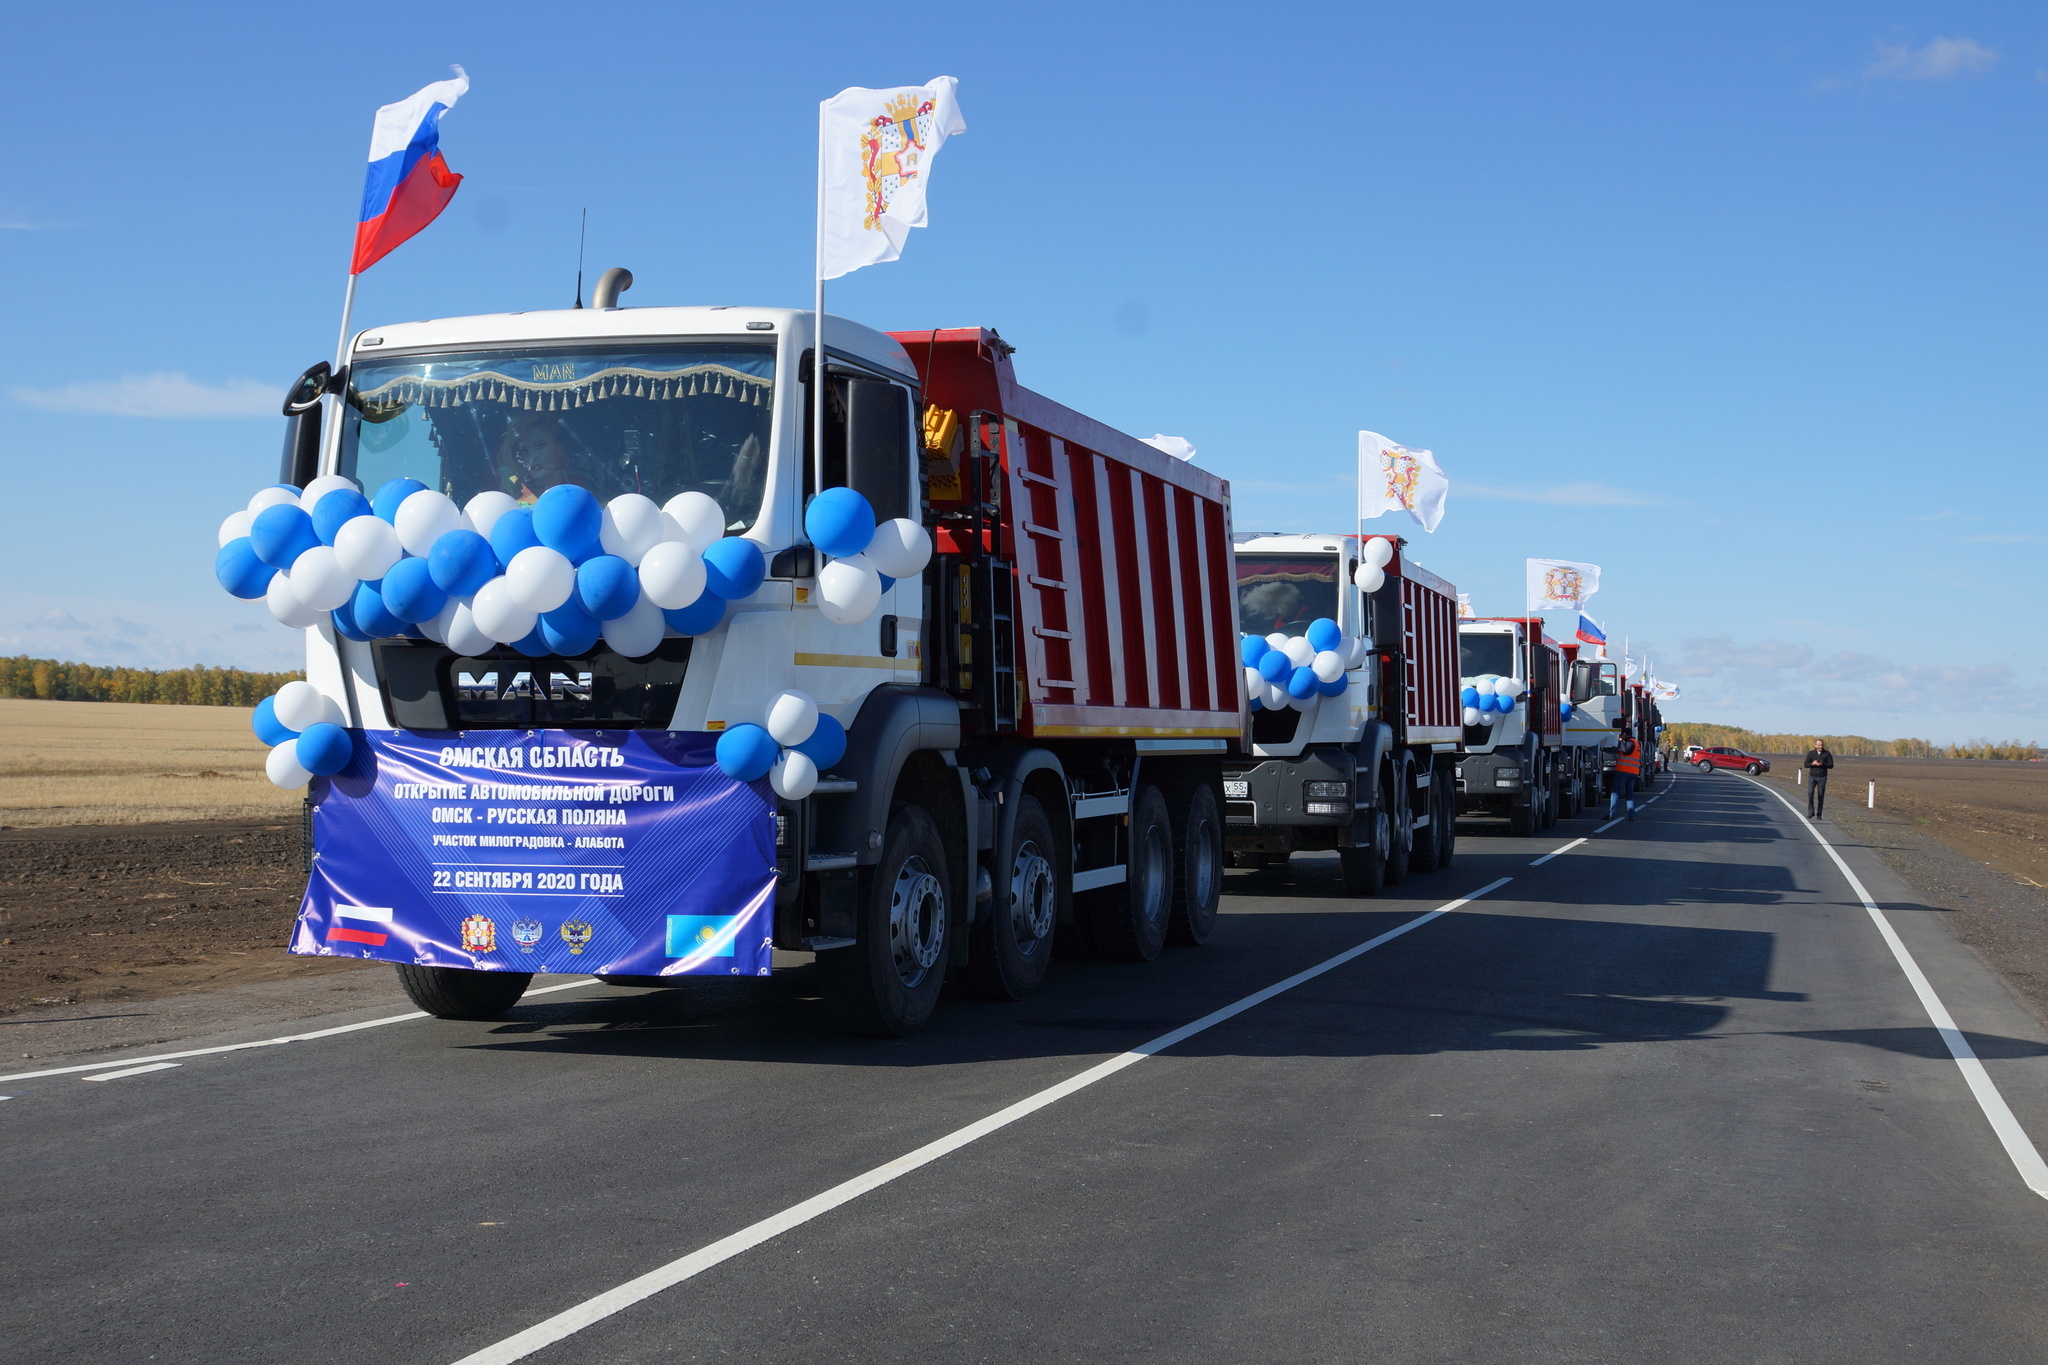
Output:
1530,838,1587,866
81,1062,181,1082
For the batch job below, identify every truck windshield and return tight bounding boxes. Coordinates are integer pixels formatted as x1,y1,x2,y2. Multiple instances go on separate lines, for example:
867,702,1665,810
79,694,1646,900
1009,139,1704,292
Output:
1237,554,1336,638
1459,633,1515,678
339,343,776,531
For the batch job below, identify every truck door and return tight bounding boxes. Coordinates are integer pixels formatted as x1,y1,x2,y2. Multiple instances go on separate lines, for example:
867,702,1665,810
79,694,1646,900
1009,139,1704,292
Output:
804,365,916,523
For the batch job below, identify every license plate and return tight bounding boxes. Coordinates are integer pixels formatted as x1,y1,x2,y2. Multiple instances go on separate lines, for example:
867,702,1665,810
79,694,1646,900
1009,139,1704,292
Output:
1224,780,1249,798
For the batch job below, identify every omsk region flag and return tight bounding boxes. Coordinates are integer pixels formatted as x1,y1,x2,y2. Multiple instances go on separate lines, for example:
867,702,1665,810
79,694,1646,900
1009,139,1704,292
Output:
818,77,966,280
1576,614,1607,648
352,67,469,275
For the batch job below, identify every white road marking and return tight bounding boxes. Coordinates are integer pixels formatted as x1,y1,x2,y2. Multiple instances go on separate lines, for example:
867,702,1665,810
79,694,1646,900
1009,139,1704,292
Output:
0,977,603,1085
1531,838,1587,866
1593,786,1668,834
1742,775,2048,1200
81,1062,181,1082
447,876,1518,1365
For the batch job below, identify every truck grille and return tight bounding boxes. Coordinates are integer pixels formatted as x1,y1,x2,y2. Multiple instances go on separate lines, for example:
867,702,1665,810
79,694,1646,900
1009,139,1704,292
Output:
372,638,693,730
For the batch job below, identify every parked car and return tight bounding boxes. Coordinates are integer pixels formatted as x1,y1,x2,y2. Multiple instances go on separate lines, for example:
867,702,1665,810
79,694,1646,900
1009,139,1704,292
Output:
1681,744,1703,763
1694,746,1769,775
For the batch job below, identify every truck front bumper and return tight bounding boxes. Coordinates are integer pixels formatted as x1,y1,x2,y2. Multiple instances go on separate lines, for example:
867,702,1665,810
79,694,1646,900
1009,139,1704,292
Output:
1456,752,1527,812
1222,749,1359,854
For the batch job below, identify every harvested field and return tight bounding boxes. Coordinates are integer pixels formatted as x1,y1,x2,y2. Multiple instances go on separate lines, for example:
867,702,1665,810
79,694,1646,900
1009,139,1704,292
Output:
0,697,302,828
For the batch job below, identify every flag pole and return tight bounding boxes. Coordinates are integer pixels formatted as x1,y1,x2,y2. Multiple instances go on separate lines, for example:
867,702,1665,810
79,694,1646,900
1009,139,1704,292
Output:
322,271,359,476
813,99,827,527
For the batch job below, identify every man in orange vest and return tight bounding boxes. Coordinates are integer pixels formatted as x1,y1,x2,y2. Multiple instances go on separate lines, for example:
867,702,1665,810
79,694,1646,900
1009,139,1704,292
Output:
1609,736,1641,821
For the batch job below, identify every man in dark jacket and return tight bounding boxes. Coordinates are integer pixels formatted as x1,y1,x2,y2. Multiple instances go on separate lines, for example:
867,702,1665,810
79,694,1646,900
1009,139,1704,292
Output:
1804,739,1834,817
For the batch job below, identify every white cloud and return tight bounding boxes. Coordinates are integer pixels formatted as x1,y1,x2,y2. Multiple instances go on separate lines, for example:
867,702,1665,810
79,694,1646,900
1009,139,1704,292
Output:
35,608,89,631
1462,482,1659,507
8,372,279,418
1867,36,1998,82
1664,633,2032,719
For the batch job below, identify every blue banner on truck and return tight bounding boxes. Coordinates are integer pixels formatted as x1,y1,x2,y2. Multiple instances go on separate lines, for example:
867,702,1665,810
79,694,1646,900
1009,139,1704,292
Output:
289,730,776,977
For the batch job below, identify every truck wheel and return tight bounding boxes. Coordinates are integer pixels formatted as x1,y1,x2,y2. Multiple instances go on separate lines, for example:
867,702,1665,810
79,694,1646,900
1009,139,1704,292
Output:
1166,782,1222,946
1560,771,1580,819
1340,807,1388,896
1508,794,1538,837
1408,769,1441,873
966,795,1058,1000
1383,765,1413,886
1538,759,1558,830
1085,785,1174,962
1433,778,1457,868
821,803,951,1037
393,964,532,1020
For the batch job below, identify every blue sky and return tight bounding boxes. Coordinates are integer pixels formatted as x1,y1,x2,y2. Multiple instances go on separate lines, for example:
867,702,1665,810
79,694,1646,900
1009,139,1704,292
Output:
1,3,2040,741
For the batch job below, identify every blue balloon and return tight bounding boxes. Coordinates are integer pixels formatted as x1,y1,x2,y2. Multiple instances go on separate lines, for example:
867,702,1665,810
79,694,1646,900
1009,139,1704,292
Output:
715,723,779,782
372,478,426,523
662,592,727,636
380,556,447,624
250,503,319,570
488,505,542,566
295,722,354,777
533,485,602,560
702,537,766,600
1317,675,1348,697
350,580,405,638
575,554,641,621
539,600,602,655
329,596,373,642
253,695,297,745
311,489,373,546
1287,664,1320,700
512,627,552,658
1258,649,1291,683
793,712,847,771
429,529,498,596
215,537,277,599
1560,702,1575,721
1240,635,1270,667
878,574,896,593
1306,617,1342,654
1478,692,1499,713
805,487,877,559
1460,685,1481,708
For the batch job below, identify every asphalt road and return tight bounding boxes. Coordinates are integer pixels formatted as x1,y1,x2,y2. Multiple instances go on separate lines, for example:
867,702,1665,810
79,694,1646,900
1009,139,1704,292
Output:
9,768,2048,1364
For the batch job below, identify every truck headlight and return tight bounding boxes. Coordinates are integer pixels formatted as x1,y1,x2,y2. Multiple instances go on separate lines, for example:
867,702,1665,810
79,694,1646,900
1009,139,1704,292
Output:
1304,801,1351,816
1493,774,1520,788
1304,782,1349,800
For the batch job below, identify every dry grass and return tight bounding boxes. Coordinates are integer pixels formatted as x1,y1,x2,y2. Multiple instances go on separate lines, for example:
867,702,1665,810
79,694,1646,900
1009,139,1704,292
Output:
0,698,302,828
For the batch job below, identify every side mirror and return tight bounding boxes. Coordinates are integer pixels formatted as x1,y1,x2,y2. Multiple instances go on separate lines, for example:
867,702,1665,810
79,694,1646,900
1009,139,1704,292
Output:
283,361,334,417
1612,716,1626,730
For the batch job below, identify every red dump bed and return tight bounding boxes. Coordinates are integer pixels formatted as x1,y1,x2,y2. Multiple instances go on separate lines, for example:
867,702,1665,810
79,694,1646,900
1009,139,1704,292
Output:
894,328,1241,741
1374,537,1462,743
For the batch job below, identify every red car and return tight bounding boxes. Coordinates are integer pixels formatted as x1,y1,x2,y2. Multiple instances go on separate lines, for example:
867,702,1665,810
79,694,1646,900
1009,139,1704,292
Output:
1694,746,1770,775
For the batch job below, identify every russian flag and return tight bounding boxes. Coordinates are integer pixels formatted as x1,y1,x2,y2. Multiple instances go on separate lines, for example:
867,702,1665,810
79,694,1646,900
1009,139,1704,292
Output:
351,68,469,275
1576,614,1606,648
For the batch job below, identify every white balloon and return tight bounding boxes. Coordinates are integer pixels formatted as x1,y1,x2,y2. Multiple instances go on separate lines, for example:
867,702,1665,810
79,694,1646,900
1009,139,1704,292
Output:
266,571,322,628
471,576,538,644
765,690,820,746
817,554,883,625
637,540,707,610
1281,636,1315,668
297,473,360,510
662,491,726,551
1243,665,1263,698
286,545,354,611
1286,688,1317,712
770,749,819,800
1463,706,1483,727
504,546,577,613
274,680,337,732
1265,632,1289,652
394,489,464,557
218,509,254,547
248,486,299,517
1262,680,1289,710
1495,676,1522,698
599,494,669,566
444,598,494,656
1354,563,1386,593
266,740,312,790
1364,537,1395,568
600,591,666,657
1342,637,1369,669
464,490,519,541
418,594,460,645
333,514,403,581
865,519,933,579
1312,650,1345,684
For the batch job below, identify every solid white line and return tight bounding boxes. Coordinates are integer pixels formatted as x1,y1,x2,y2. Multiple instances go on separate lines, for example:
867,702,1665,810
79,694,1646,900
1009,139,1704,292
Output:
1530,838,1587,866
447,876,1518,1365
0,976,603,1085
1742,775,2048,1199
82,1062,181,1082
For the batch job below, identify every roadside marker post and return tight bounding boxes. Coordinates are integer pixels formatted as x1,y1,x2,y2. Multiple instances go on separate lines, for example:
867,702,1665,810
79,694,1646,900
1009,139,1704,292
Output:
1869,781,1876,809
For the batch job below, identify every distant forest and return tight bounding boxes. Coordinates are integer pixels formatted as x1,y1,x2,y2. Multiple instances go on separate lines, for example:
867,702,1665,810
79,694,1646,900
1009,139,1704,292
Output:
0,656,303,707
1664,722,2043,762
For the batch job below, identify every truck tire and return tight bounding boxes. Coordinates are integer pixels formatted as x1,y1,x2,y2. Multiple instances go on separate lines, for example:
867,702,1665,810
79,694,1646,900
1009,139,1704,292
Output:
1383,763,1413,886
1085,784,1174,962
1538,757,1558,830
1508,793,1538,837
1433,777,1457,868
821,803,951,1037
1340,805,1388,896
1408,766,1441,873
1560,769,1580,819
393,964,532,1020
965,795,1059,1000
1166,782,1222,946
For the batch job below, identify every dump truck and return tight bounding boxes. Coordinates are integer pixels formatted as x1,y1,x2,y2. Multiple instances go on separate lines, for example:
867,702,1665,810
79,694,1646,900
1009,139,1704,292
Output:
1560,641,1622,805
1455,616,1567,834
1222,532,1463,893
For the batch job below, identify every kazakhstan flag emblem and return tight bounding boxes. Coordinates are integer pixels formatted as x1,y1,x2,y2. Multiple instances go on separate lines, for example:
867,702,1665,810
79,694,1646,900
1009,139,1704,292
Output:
666,914,739,958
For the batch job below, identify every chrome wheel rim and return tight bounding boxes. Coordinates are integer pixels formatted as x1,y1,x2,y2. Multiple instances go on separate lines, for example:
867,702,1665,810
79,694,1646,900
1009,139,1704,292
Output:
1136,821,1171,925
888,855,945,988
1009,840,1055,954
1186,810,1218,914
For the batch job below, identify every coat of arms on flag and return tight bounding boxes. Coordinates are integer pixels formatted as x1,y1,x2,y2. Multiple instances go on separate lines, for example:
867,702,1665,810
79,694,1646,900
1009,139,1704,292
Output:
862,92,937,230
818,77,966,280
1525,557,1602,611
1358,430,1450,533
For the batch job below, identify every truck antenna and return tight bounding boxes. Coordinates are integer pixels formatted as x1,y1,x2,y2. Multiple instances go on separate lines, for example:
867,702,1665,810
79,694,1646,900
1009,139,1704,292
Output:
573,208,587,309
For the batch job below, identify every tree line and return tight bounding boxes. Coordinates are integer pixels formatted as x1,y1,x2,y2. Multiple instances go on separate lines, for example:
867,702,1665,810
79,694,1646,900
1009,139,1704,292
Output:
1663,721,2043,762
0,656,304,707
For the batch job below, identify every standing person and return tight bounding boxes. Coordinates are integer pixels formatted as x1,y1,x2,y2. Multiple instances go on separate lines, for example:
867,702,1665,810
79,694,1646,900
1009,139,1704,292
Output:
1609,736,1641,821
1804,739,1834,818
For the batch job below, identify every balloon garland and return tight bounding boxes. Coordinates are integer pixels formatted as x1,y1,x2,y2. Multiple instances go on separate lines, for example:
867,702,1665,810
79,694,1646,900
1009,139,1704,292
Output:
1238,618,1368,714
216,477,933,790
1459,674,1526,729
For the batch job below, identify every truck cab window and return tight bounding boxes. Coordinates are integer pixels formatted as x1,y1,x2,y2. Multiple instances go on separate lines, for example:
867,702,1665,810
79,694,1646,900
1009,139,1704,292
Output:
804,366,913,525
1236,553,1337,638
